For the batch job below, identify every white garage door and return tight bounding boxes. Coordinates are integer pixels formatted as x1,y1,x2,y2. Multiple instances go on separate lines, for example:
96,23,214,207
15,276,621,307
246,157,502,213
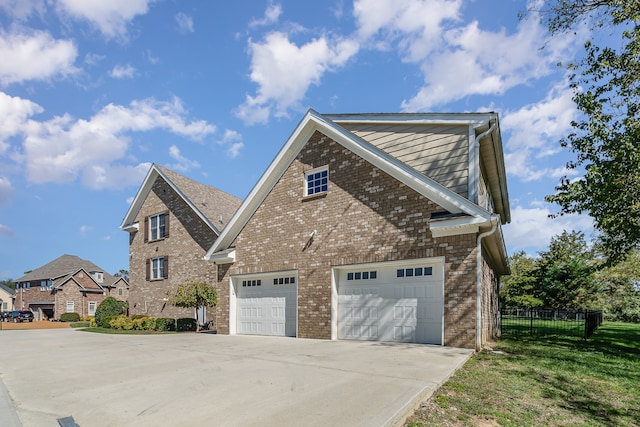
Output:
236,273,297,337
337,260,444,344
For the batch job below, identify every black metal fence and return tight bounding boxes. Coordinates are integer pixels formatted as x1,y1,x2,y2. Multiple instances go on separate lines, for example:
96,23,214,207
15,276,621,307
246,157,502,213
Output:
501,308,603,339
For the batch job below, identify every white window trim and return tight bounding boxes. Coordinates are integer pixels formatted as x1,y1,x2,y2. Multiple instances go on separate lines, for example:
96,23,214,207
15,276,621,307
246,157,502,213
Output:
66,301,74,313
150,212,166,241
88,301,97,316
304,165,329,197
151,257,165,280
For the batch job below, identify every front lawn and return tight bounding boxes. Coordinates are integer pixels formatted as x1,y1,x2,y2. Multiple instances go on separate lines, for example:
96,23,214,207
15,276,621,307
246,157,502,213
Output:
406,322,640,426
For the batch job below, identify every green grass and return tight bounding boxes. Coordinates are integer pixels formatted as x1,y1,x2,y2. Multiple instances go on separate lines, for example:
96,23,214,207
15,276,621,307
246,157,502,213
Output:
78,327,176,334
69,321,90,328
406,322,640,427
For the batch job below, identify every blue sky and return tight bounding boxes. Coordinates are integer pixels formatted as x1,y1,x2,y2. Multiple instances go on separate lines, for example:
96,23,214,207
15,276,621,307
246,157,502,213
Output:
0,0,596,280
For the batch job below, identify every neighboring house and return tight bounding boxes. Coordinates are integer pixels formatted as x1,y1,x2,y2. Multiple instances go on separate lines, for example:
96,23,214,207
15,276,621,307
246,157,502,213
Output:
120,164,242,325
14,254,128,320
205,110,510,350
0,283,15,313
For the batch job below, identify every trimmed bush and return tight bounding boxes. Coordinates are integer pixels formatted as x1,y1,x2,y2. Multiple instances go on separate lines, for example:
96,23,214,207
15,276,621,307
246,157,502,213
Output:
109,315,134,330
95,297,126,328
89,317,97,327
176,317,197,332
100,315,119,329
60,312,81,322
133,317,156,330
155,318,176,332
131,314,149,321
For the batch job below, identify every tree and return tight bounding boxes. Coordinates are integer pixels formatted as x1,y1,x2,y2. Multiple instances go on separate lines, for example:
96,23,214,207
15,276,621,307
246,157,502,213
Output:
0,278,13,288
95,296,127,328
595,249,640,322
166,280,217,332
535,231,600,308
500,251,543,308
532,1,640,264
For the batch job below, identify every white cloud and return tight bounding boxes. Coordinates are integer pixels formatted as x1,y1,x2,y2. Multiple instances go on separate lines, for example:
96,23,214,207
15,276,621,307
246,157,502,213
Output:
0,176,13,204
0,0,46,20
0,92,44,154
502,83,579,181
55,0,153,39
217,129,244,159
168,144,200,172
6,97,213,189
84,52,105,65
249,2,282,28
0,29,78,85
175,12,194,34
0,224,12,237
401,17,571,111
503,204,593,255
227,142,244,159
79,225,94,236
236,32,359,124
110,64,136,79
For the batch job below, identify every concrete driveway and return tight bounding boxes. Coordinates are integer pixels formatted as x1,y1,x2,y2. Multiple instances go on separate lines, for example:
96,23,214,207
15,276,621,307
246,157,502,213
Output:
0,329,472,427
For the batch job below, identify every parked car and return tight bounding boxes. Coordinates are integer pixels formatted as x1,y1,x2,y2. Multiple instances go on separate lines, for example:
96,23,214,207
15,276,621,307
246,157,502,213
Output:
10,310,34,322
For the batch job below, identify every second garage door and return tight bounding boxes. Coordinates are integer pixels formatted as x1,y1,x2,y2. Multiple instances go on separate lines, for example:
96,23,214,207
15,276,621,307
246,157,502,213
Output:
236,272,297,337
337,259,444,344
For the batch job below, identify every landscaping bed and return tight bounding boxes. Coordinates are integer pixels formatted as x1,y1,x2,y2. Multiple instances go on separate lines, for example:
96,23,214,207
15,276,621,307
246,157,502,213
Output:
0,320,70,330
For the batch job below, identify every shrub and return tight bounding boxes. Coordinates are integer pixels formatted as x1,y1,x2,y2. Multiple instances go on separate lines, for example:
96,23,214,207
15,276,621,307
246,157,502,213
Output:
83,316,95,322
60,312,81,322
100,315,119,329
89,317,97,327
133,317,156,330
109,315,134,330
176,317,197,332
131,314,149,321
95,297,126,327
155,318,176,332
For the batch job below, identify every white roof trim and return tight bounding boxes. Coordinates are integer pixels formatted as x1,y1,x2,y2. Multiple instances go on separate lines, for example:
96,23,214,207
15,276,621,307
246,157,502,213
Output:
205,109,493,260
208,249,236,265
119,164,221,236
430,216,487,238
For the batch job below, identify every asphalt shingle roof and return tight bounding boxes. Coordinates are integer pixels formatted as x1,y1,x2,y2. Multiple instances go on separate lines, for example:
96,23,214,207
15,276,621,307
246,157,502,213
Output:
15,254,117,286
155,164,242,231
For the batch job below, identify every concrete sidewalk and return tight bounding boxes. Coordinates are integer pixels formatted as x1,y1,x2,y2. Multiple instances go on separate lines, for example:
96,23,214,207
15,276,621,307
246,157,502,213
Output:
0,329,472,427
0,375,22,427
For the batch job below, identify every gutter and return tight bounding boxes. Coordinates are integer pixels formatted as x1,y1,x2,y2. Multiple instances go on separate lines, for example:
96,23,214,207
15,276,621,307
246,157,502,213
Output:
476,214,500,351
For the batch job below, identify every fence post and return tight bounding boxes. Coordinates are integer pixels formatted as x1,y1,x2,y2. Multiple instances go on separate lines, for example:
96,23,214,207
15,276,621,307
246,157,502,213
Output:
583,309,588,339
530,311,533,336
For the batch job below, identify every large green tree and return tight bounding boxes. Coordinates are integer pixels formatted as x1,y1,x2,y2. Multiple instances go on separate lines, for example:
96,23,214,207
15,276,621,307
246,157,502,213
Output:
166,280,217,332
533,1,640,264
595,249,640,321
500,251,542,308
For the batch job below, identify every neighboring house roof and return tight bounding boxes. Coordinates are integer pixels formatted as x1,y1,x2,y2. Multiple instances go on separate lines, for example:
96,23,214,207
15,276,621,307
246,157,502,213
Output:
119,164,242,235
205,109,509,271
53,268,105,292
0,283,15,296
16,254,116,285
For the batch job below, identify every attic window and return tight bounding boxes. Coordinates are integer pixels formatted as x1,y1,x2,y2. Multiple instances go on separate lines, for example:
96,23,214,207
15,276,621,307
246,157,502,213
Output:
305,166,328,196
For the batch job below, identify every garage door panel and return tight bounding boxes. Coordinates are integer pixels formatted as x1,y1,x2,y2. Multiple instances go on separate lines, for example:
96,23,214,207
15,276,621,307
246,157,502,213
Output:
236,274,297,337
338,261,443,345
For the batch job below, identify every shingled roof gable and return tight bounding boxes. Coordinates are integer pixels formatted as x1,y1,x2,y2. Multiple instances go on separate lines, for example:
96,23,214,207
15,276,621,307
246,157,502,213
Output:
16,254,116,284
205,109,495,260
120,164,242,235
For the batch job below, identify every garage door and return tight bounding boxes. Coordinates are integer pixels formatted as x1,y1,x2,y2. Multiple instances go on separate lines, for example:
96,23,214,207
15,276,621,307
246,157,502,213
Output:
236,273,297,337
337,260,444,344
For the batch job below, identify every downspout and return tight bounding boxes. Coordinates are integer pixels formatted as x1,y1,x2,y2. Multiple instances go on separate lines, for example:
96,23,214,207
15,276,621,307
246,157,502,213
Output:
476,214,500,351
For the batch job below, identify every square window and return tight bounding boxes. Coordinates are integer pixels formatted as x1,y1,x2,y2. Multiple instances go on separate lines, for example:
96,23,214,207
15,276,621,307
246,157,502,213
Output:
355,272,361,280
362,272,369,280
370,271,377,279
257,280,261,286
397,269,404,278
415,267,423,276
290,277,296,284
347,272,354,280
425,267,433,275
305,167,329,196
274,278,278,285
279,278,284,285
284,277,290,284
406,268,414,277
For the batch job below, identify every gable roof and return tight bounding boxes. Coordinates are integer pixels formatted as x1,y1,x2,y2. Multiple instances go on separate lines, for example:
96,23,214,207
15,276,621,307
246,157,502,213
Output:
16,254,116,284
0,283,14,296
119,164,242,235
54,268,105,292
206,109,500,260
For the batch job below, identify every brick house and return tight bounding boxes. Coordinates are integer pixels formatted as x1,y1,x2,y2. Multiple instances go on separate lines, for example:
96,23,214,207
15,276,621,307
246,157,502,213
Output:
205,110,510,350
13,254,128,320
120,164,242,325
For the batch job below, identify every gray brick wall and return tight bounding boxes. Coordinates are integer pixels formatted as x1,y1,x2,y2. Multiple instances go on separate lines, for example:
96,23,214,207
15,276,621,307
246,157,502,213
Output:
216,131,482,348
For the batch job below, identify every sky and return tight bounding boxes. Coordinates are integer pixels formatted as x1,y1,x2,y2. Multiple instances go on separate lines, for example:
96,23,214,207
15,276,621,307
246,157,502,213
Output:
0,0,598,280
